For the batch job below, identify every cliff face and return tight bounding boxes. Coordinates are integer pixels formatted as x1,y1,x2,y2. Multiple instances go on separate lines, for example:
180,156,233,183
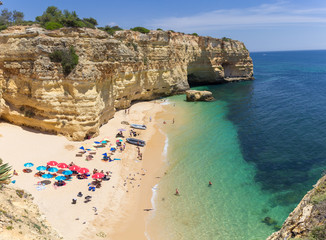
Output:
0,26,253,140
0,185,61,240
267,175,326,240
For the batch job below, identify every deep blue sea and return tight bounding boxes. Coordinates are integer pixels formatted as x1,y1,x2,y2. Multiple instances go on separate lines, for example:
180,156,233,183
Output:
148,50,326,240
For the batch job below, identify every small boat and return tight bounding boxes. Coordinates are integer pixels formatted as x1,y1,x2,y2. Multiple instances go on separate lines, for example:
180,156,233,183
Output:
130,124,147,130
126,138,146,147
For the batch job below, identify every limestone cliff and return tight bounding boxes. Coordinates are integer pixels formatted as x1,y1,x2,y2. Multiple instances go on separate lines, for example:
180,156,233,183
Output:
0,25,253,140
267,175,326,240
0,185,61,240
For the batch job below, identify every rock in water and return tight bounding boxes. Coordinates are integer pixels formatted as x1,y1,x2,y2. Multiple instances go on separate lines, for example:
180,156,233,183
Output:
186,90,215,102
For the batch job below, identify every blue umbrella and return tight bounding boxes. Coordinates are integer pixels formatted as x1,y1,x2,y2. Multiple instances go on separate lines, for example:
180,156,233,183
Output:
36,166,46,171
102,153,107,156
48,167,58,173
110,147,116,151
101,141,107,144
79,146,85,150
94,141,101,144
55,176,66,181
24,162,34,168
62,170,73,175
42,174,53,179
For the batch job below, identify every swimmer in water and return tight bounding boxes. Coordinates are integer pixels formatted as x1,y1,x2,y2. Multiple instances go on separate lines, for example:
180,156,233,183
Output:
209,181,212,186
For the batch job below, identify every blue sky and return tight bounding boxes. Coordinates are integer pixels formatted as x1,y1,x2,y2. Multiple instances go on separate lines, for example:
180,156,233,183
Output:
3,0,326,51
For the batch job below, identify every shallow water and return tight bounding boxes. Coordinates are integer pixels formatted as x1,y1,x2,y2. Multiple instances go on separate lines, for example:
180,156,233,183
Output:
148,50,326,240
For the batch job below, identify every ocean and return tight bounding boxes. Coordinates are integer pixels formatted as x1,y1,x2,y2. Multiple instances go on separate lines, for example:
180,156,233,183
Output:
147,50,326,240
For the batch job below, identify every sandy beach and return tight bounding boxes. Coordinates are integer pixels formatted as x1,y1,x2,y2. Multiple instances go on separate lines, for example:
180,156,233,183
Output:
0,100,171,239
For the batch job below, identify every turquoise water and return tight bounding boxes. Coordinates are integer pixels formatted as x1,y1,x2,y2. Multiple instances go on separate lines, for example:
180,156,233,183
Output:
149,50,326,240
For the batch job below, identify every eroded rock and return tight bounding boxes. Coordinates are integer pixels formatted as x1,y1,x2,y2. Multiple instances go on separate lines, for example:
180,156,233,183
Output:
185,90,215,102
0,25,253,140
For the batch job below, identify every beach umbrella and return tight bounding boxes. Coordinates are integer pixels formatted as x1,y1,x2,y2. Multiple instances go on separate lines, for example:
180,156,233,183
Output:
92,173,104,179
47,161,58,166
24,162,34,168
48,167,58,173
118,128,126,131
69,165,80,171
42,174,53,179
102,153,108,156
36,166,46,171
94,141,101,144
101,141,107,144
79,146,85,150
78,168,89,174
57,163,68,169
62,170,73,176
55,176,66,181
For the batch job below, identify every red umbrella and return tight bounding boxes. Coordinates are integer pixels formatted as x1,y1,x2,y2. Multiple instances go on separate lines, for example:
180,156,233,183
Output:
92,173,104,179
78,168,89,174
47,161,58,166
57,163,69,169
69,165,80,171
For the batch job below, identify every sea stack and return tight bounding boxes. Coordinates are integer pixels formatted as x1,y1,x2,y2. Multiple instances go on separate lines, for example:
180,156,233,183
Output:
185,90,215,102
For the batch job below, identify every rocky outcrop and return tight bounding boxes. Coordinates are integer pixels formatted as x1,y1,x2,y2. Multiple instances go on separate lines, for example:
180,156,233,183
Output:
186,90,215,101
0,185,61,240
0,25,253,140
267,175,326,240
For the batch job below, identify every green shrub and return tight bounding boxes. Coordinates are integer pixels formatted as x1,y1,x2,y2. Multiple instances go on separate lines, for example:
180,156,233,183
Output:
222,37,232,41
130,26,150,34
36,6,97,29
191,33,199,36
156,28,163,31
49,46,79,76
44,21,63,30
309,225,326,240
99,25,123,35
0,24,7,31
167,30,175,33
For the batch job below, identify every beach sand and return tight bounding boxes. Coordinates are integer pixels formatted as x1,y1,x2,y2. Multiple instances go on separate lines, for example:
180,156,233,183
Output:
0,100,171,239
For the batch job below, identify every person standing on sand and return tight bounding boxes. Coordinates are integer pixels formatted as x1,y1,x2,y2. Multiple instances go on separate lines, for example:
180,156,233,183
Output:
175,188,179,195
172,118,175,124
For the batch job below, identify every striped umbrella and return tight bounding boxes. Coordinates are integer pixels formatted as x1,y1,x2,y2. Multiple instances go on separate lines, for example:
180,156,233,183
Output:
78,168,89,174
42,174,53,179
69,165,80,171
62,170,73,176
55,176,66,181
24,162,34,168
48,167,58,173
36,166,46,171
92,172,104,179
57,163,68,169
47,161,58,166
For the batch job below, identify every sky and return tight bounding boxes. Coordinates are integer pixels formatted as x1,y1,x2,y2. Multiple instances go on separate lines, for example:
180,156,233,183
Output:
2,0,326,52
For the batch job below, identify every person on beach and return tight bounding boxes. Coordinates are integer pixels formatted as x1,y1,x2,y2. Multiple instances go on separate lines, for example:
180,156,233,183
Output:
172,118,175,124
163,121,166,124
209,181,212,186
149,116,152,122
13,170,18,176
175,188,180,195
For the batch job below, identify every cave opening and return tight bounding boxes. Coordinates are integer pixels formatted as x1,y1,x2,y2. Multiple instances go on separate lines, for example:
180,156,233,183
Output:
186,55,221,87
